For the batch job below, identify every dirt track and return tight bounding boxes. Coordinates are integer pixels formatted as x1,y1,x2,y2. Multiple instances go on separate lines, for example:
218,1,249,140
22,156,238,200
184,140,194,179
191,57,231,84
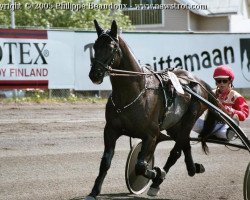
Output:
0,102,249,200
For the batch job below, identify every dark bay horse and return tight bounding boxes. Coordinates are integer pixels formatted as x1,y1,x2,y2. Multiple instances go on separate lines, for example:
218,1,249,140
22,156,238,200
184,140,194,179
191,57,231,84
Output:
86,20,218,199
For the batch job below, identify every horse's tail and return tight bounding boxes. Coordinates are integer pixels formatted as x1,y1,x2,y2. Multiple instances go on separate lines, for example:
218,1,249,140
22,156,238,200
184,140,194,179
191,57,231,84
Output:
199,82,219,154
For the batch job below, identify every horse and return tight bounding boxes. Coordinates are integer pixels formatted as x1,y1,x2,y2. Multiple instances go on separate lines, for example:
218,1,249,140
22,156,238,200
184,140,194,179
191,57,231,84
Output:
86,20,218,200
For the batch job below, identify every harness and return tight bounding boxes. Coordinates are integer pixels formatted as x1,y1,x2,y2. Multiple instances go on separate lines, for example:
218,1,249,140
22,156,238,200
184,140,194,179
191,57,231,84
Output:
91,32,217,114
109,67,167,114
110,88,146,114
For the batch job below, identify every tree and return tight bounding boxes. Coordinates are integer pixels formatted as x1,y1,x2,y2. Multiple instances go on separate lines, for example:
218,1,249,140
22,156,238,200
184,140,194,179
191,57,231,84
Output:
0,0,133,30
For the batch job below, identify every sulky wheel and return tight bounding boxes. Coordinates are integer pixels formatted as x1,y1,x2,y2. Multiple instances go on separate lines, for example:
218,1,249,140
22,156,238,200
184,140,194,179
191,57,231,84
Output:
244,162,250,200
125,141,154,195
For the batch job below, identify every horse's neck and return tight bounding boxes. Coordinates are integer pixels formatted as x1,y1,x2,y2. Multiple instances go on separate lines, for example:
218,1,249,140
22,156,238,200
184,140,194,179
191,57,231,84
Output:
111,37,145,99
119,37,142,73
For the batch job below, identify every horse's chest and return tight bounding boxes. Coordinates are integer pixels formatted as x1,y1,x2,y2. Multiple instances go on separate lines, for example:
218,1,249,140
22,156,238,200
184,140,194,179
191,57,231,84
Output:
119,112,142,128
112,111,149,135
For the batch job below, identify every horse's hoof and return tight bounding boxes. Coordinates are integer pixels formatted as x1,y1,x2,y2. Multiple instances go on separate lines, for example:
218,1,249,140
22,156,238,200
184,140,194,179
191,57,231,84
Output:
195,163,205,173
188,170,195,177
147,186,160,196
85,196,96,200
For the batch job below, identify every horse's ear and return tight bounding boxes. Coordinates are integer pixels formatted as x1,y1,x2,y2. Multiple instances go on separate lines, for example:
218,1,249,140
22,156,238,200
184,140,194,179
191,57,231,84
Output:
110,20,118,39
94,19,104,37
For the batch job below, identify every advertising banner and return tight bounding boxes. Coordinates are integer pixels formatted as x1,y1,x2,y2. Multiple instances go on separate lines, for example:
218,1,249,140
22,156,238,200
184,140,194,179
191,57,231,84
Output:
81,32,250,90
0,29,75,89
0,29,249,90
0,29,49,89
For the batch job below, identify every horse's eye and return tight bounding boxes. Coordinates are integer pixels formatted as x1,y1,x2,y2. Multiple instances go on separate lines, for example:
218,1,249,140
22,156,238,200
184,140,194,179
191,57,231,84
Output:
108,46,114,53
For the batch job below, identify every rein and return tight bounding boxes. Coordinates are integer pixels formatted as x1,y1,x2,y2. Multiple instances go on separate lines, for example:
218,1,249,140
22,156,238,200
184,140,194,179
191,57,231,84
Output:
108,68,161,77
108,67,217,101
108,67,219,111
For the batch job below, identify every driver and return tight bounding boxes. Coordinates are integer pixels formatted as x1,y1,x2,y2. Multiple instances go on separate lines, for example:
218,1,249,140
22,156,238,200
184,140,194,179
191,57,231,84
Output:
193,65,249,140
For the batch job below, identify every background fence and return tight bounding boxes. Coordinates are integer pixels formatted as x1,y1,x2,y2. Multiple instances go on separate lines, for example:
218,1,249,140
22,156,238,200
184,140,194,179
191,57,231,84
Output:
0,89,112,100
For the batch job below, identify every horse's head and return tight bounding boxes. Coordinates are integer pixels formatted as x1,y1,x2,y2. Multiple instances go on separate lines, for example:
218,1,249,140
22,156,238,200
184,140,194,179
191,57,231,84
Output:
89,20,121,84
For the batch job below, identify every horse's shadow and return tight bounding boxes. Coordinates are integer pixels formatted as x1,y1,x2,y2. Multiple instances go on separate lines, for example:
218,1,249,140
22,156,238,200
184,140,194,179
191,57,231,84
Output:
69,192,174,200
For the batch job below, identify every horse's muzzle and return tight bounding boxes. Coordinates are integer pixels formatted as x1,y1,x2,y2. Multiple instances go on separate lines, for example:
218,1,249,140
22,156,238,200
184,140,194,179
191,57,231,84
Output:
89,67,104,84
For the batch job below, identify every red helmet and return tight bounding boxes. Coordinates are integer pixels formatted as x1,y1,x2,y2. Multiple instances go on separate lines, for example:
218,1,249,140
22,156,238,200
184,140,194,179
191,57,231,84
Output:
213,65,234,81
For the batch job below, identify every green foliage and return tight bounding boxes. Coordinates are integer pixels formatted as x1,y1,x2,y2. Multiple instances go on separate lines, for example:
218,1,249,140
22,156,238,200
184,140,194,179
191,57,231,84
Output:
0,0,133,30
0,89,107,104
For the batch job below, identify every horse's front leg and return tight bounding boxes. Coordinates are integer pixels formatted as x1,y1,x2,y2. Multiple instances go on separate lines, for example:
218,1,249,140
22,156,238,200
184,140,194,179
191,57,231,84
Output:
86,125,119,200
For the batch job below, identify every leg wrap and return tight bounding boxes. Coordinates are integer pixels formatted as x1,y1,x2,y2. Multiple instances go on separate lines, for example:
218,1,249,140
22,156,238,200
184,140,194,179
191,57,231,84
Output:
151,167,166,189
135,160,148,176
147,167,166,197
135,160,160,179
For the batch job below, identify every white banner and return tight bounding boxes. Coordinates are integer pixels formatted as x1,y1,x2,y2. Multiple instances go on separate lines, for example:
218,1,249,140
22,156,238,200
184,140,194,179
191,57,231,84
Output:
80,32,250,90
0,29,250,90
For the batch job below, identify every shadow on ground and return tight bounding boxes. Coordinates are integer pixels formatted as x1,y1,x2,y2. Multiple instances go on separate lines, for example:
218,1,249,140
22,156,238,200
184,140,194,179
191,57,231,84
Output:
69,193,174,200
70,192,174,200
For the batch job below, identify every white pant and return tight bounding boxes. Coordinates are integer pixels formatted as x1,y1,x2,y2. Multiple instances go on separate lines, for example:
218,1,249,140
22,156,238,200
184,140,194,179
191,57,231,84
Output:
192,118,229,139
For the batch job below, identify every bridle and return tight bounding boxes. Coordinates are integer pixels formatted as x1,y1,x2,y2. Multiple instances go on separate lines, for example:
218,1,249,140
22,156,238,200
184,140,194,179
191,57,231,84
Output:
91,32,155,77
91,32,121,75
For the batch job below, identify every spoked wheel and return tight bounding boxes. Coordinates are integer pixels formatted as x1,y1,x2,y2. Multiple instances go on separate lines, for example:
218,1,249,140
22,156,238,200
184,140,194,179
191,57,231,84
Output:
125,141,154,194
244,162,250,200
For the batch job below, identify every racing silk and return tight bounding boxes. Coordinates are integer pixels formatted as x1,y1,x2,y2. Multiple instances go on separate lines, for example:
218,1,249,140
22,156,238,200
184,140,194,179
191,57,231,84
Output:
213,89,249,121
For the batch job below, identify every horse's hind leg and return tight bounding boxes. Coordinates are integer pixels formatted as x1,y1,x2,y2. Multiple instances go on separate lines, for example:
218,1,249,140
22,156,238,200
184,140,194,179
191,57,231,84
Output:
182,139,200,176
182,101,205,176
183,142,205,176
163,137,201,177
163,143,182,173
86,125,119,200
